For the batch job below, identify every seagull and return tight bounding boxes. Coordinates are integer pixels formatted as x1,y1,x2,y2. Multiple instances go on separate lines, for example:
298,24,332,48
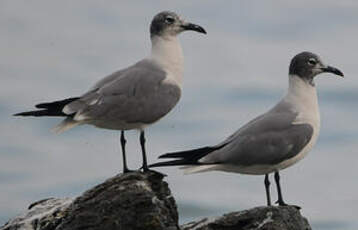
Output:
150,52,343,206
14,11,206,173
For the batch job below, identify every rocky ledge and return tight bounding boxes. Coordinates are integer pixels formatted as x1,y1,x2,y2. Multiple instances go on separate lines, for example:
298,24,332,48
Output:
182,206,311,230
1,171,311,230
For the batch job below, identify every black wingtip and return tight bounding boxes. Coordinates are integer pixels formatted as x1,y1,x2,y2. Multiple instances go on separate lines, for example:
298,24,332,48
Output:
148,159,188,168
158,153,174,159
35,97,80,109
13,111,33,116
35,103,47,109
13,97,81,117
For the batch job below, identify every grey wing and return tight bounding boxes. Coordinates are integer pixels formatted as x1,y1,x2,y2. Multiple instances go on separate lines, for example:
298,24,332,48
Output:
201,112,314,166
62,66,130,115
90,68,129,90
64,59,181,123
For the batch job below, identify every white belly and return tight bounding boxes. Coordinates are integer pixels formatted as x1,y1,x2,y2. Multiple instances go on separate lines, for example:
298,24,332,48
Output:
90,119,149,131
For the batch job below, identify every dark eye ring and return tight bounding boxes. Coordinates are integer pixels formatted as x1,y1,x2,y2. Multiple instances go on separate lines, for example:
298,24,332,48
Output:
308,59,317,66
165,17,175,24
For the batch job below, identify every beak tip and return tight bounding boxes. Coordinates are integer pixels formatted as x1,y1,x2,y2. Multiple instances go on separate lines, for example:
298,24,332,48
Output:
335,70,344,78
323,66,344,78
196,28,207,35
182,23,207,34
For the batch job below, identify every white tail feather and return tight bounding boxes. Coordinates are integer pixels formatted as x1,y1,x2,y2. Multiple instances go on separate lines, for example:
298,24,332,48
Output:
180,164,220,175
51,118,82,134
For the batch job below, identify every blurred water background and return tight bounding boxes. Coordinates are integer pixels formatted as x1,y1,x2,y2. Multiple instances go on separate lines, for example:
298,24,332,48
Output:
1,1,357,229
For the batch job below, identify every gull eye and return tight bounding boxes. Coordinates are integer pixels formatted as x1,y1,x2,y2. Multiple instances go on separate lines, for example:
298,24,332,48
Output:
165,16,175,24
308,58,317,66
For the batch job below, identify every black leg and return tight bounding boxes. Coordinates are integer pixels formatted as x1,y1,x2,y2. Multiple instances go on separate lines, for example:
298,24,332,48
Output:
274,171,287,206
264,174,271,206
140,130,149,172
120,131,132,173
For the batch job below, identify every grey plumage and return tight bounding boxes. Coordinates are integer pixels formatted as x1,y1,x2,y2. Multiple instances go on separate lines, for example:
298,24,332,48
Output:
289,52,321,79
14,11,206,173
152,100,313,169
150,51,344,206
150,11,181,37
64,60,181,129
289,51,343,85
150,11,206,37
200,104,313,166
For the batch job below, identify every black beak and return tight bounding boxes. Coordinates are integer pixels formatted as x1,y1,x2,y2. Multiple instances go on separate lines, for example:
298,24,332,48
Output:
322,66,344,77
181,23,207,34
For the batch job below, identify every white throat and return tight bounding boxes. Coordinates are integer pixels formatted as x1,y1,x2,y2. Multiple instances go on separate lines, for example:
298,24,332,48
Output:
286,75,317,106
283,74,320,128
149,35,184,86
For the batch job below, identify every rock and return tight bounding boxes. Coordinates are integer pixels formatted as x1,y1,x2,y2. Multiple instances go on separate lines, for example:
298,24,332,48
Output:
181,206,311,230
1,171,179,230
1,198,73,230
1,171,311,230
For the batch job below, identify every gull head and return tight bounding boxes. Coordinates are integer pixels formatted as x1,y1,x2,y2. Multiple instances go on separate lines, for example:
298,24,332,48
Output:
150,11,206,38
289,52,344,82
